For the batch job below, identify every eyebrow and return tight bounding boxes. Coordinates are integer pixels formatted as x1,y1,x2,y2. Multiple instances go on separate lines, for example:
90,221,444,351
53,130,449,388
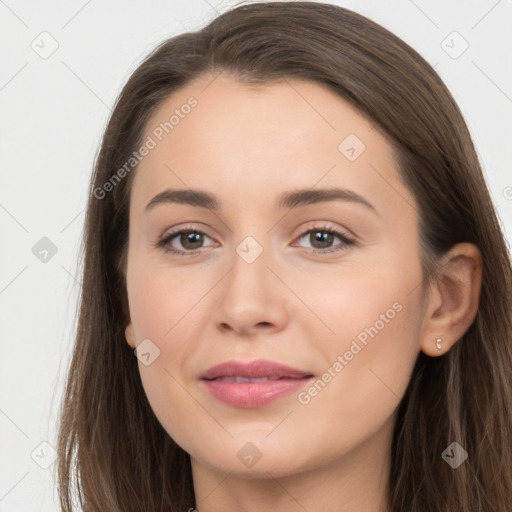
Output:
144,187,378,214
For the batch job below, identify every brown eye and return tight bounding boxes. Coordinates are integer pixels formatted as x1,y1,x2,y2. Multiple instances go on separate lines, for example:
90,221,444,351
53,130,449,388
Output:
295,226,355,254
175,231,205,250
157,229,215,255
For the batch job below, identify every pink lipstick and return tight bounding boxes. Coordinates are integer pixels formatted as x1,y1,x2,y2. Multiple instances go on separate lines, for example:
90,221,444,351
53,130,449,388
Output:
199,359,314,408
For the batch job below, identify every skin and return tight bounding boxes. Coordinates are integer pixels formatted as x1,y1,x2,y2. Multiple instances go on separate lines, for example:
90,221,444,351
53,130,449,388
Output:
123,72,482,512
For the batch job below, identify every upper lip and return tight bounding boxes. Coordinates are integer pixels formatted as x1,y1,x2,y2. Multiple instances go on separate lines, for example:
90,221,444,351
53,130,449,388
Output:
200,359,314,380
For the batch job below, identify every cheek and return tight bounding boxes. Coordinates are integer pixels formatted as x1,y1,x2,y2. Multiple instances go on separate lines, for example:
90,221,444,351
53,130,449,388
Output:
126,258,209,342
290,284,422,467
125,263,212,432
290,245,424,415
288,246,422,355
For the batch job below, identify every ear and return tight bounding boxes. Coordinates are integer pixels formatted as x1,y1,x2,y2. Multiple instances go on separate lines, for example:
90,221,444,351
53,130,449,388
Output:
420,242,482,356
125,322,136,349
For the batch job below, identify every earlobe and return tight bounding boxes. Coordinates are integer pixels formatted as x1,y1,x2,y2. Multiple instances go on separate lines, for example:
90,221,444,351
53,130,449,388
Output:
125,323,136,349
420,242,482,357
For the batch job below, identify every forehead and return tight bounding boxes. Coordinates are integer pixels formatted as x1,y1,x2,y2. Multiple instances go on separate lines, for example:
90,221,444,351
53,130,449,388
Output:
129,73,408,217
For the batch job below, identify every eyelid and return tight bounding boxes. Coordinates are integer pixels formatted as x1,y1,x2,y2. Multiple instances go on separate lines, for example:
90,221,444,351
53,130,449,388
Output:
291,220,355,242
157,224,216,248
156,221,356,256
290,222,355,254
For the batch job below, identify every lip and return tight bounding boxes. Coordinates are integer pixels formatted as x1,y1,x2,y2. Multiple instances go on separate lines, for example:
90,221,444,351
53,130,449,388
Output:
199,359,314,408
200,359,313,380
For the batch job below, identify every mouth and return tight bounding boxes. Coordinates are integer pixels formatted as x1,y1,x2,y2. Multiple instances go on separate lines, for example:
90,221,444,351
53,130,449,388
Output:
199,359,314,408
203,375,309,382
200,359,313,380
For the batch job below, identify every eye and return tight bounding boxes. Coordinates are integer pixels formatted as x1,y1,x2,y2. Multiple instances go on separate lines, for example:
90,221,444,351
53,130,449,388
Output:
155,227,216,256
293,225,355,254
155,223,355,257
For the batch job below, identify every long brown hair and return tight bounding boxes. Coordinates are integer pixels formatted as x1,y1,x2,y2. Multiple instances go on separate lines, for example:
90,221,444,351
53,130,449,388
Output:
56,2,512,510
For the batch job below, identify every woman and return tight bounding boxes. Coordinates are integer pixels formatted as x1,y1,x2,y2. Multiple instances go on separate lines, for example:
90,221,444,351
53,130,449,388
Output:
56,2,512,511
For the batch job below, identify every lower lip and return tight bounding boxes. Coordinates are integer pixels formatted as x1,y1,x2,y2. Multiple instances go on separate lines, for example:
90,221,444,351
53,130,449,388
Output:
200,377,313,408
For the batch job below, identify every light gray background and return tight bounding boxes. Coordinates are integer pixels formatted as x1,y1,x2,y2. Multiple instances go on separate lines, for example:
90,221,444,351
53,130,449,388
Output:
1,0,511,510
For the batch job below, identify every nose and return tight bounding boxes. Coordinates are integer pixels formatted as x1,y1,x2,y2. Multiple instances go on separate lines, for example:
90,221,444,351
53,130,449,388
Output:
212,246,289,337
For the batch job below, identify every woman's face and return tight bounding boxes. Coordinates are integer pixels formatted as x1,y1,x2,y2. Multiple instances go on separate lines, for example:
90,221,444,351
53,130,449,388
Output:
124,74,428,479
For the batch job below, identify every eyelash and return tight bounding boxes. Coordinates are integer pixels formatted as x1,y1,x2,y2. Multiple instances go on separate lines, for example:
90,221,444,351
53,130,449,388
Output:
154,223,355,257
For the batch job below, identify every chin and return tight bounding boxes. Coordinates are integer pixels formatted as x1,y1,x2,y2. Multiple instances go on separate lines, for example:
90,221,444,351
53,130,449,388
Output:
189,434,318,479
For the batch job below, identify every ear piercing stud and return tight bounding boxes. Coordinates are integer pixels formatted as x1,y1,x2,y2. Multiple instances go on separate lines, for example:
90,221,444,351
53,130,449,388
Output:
436,338,442,350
